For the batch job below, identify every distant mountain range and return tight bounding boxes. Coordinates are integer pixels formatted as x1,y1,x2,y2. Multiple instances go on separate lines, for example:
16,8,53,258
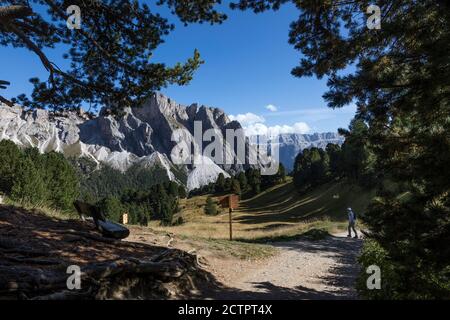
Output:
252,133,345,172
0,93,343,189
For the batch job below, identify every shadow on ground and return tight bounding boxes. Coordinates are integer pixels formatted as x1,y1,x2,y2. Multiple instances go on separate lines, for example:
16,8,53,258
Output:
196,235,362,300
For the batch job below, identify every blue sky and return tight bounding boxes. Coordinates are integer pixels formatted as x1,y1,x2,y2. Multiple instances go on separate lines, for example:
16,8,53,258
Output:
0,2,355,133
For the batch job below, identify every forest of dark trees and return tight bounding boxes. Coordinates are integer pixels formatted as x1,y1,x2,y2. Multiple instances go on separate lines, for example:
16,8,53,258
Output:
71,157,187,226
189,164,287,199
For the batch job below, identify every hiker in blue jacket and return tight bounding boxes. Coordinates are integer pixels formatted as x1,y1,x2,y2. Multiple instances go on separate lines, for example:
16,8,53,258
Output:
347,207,358,239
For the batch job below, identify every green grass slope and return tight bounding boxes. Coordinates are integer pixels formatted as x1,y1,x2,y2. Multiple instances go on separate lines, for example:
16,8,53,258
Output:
236,178,375,226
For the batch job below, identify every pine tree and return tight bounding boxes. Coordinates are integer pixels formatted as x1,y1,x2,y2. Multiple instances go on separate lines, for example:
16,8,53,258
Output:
246,168,261,195
339,119,375,185
216,173,225,192
41,152,80,210
204,196,218,216
224,177,232,192
237,172,248,193
231,178,241,195
178,185,187,199
11,157,47,206
0,140,22,195
277,163,286,184
326,143,343,178
168,181,179,198
160,198,175,226
98,196,124,223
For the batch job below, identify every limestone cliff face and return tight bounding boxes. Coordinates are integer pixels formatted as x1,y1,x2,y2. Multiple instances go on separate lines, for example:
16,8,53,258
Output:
0,93,245,190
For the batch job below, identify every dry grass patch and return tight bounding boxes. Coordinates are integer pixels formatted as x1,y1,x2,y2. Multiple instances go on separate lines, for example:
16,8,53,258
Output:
151,179,373,243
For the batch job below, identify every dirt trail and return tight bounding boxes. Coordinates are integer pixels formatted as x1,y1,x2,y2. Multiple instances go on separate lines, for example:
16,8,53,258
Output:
128,227,363,300
211,232,363,300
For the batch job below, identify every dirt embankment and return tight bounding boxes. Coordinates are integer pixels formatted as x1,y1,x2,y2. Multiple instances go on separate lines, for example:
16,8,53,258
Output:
0,205,222,300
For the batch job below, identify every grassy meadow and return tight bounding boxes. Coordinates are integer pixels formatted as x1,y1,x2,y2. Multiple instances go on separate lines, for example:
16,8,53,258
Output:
148,178,375,242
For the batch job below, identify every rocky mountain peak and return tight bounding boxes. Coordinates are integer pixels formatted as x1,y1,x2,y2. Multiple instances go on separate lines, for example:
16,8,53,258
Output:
0,94,245,190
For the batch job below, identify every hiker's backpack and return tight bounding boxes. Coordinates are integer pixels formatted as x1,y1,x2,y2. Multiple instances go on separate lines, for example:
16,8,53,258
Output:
353,211,357,220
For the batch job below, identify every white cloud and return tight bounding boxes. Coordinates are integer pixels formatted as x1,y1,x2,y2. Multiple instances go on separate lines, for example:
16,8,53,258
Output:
265,104,278,112
230,112,310,137
244,122,311,137
229,112,265,126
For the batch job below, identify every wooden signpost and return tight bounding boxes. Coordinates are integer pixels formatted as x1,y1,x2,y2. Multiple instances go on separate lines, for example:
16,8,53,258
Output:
122,213,129,225
219,194,239,241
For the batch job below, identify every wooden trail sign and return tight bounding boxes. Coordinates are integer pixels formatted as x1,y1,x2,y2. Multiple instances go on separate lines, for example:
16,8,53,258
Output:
219,194,240,210
218,194,240,241
122,213,129,225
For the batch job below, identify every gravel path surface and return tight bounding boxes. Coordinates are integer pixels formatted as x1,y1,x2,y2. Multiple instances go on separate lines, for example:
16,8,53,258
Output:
128,226,363,299
218,233,363,299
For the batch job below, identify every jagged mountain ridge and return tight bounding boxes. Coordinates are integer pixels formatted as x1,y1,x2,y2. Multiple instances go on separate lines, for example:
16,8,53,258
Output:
0,93,242,190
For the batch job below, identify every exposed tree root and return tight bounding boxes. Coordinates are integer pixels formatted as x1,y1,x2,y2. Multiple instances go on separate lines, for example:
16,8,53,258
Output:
0,205,219,300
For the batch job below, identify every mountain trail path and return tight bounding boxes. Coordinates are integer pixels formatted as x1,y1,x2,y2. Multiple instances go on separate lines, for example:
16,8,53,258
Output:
208,232,363,300
128,227,363,299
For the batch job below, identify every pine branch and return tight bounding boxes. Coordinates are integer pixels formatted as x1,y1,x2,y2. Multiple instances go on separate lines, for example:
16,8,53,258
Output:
0,95,14,107
0,5,33,20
